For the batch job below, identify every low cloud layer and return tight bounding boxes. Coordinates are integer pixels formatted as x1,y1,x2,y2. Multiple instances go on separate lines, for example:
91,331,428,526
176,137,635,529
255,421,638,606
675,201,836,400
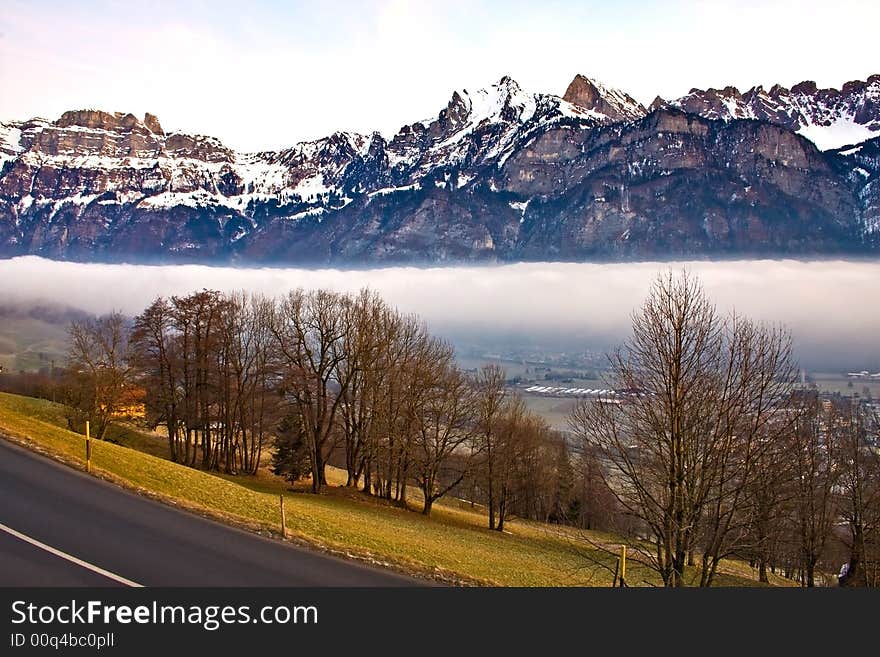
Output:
0,256,877,370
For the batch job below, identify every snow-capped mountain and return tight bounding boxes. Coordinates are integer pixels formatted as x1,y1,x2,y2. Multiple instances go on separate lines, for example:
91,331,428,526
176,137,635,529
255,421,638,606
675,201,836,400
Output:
659,75,880,151
378,75,625,189
0,73,878,265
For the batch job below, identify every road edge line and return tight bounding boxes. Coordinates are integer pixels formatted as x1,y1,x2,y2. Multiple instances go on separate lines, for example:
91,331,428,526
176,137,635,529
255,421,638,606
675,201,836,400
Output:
0,520,143,587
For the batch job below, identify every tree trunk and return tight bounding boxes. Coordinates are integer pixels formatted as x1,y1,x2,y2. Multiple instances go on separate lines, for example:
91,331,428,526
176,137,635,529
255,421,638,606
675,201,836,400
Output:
362,456,372,495
496,487,507,532
397,452,410,505
313,447,328,493
805,561,816,588
842,526,867,587
487,447,495,530
310,434,321,494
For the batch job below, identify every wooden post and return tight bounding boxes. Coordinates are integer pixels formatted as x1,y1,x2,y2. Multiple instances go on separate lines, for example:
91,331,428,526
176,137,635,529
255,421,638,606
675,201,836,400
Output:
85,420,91,474
280,493,286,538
619,545,627,588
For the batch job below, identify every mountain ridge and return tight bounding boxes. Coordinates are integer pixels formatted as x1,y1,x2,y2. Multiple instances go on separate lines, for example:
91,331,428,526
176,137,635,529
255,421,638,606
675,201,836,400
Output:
1,73,878,265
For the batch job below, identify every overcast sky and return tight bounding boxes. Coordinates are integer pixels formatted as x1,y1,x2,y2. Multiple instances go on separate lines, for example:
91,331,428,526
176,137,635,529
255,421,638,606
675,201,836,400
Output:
2,0,878,151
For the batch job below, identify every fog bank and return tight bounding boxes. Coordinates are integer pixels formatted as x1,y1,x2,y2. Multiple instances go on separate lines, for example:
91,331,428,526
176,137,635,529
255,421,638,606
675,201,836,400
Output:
0,256,877,370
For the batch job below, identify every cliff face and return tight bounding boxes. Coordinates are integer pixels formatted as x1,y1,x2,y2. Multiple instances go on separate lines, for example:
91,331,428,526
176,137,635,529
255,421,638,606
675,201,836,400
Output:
0,74,878,266
562,74,647,122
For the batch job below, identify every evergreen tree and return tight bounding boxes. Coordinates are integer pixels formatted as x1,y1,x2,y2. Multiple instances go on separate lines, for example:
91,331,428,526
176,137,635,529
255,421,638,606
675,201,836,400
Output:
271,411,311,482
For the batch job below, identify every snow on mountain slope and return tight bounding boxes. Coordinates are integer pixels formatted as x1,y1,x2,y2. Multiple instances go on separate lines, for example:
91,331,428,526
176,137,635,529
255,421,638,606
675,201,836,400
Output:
0,122,25,167
385,75,624,185
798,118,878,151
1,73,879,264
667,75,880,150
0,109,383,222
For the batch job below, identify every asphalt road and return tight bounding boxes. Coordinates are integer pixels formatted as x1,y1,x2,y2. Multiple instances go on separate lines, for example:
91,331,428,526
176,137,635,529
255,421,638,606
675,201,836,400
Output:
0,439,424,587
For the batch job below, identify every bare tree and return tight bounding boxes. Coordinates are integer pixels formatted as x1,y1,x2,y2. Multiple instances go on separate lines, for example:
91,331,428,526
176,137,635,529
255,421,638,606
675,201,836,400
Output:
693,315,796,586
335,290,386,488
835,400,880,587
66,311,134,440
790,393,842,587
743,419,796,583
131,297,185,460
166,290,227,469
216,292,279,474
271,289,352,493
364,312,433,503
493,406,558,531
132,291,278,474
474,363,507,529
411,356,480,515
569,270,796,586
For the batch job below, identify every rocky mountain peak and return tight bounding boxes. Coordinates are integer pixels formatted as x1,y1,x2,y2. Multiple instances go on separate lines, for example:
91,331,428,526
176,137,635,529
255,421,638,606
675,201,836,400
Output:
497,74,519,90
143,113,164,135
562,74,646,122
563,74,601,109
1,72,878,266
443,91,472,128
54,109,163,134
791,80,818,95
648,96,668,112
434,76,538,135
723,85,743,99
670,74,880,151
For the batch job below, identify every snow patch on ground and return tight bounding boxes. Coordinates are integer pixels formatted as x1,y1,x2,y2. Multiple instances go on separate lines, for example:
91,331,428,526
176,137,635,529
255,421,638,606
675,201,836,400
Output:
557,99,607,122
18,150,231,173
17,195,35,212
290,174,330,199
137,190,220,209
798,118,878,151
0,123,23,164
368,183,421,198
235,156,290,193
509,199,530,222
284,207,325,222
68,193,99,206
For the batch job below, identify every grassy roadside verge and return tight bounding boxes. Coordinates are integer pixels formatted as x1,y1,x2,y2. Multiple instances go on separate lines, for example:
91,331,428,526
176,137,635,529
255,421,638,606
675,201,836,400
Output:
0,392,789,586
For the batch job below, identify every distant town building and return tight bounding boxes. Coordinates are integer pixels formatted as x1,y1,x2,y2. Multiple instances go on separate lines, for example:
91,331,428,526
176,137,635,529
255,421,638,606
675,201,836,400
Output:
846,370,880,379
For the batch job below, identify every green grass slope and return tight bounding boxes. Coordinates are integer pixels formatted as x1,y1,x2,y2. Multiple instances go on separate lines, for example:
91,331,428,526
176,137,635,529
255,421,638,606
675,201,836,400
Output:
0,392,790,587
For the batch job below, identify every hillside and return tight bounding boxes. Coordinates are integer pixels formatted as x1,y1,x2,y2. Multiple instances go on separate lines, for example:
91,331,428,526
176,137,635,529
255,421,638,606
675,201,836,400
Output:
0,302,82,373
0,392,794,587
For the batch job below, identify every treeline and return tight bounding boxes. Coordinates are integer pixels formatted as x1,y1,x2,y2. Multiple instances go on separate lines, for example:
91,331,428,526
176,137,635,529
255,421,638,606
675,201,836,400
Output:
9,273,877,586
57,288,584,527
741,394,880,588
569,272,880,587
131,291,275,473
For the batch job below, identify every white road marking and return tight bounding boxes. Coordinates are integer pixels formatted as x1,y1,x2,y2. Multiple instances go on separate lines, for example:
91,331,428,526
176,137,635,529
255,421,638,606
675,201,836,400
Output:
0,521,143,587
